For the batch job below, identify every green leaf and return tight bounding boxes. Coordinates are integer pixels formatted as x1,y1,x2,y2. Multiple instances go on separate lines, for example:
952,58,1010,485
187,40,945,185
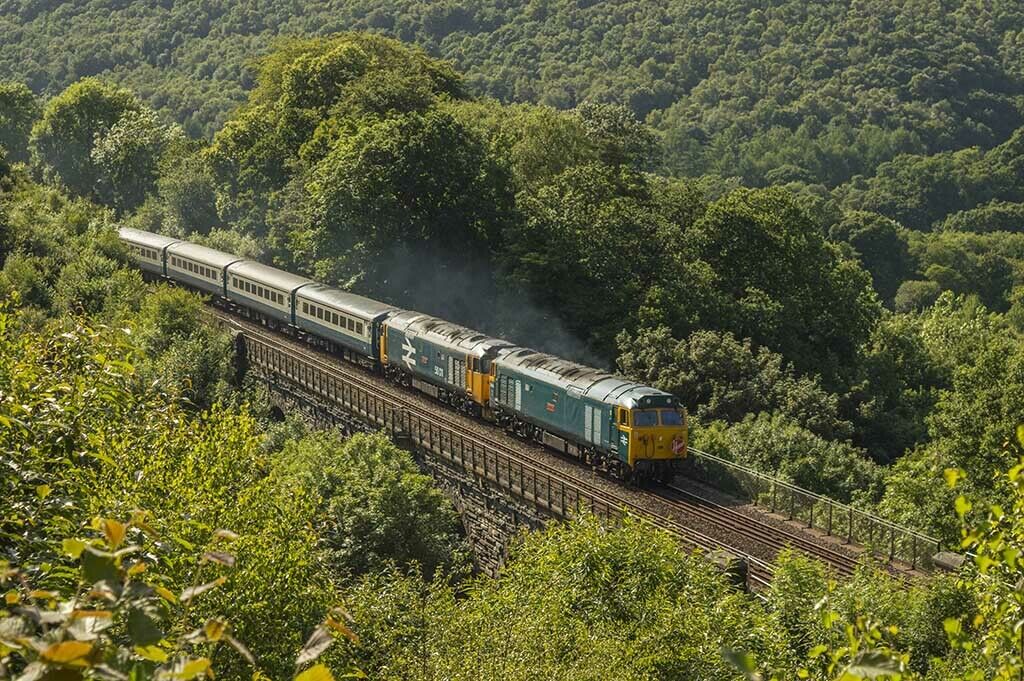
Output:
179,576,226,603
133,645,168,663
843,650,903,678
172,657,210,679
81,547,118,585
62,539,86,559
721,648,762,680
954,496,972,519
296,626,333,667
944,467,964,488
295,664,334,681
127,608,163,646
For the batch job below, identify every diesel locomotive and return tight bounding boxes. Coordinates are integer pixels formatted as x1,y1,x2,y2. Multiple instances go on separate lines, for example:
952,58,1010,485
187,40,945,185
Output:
120,227,688,481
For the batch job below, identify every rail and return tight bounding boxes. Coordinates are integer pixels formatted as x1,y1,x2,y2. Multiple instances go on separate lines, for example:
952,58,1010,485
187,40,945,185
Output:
237,326,776,588
684,447,941,571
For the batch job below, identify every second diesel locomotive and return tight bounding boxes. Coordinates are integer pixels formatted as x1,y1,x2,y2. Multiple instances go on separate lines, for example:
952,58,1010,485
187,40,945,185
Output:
119,227,688,481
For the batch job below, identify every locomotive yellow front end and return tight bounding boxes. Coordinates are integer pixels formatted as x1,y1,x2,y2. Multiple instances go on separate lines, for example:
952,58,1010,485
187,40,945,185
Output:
615,394,688,481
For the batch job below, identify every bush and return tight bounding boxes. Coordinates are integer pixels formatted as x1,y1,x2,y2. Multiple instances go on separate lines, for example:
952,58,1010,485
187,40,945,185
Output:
274,431,468,581
694,413,884,504
894,280,942,312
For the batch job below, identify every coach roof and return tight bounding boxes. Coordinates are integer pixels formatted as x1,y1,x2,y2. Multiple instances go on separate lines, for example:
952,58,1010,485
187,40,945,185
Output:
297,283,399,320
167,241,241,269
227,260,314,293
118,227,180,250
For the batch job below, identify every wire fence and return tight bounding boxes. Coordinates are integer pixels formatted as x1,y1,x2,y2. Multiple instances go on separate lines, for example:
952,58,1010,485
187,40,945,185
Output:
684,448,943,571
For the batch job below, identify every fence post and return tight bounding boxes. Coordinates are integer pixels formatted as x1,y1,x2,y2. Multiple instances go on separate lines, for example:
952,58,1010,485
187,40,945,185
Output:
827,504,833,536
847,507,853,544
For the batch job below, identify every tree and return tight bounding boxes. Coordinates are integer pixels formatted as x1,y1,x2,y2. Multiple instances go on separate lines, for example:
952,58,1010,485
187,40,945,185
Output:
29,78,142,200
894,280,942,313
946,432,1024,681
304,108,513,290
503,162,663,354
830,212,913,305
679,187,881,385
449,100,599,194
851,314,943,463
91,108,185,213
0,81,39,163
617,326,850,439
51,249,145,317
878,294,1023,541
343,516,794,679
156,149,220,235
694,414,884,503
133,285,236,407
273,431,467,581
573,101,659,170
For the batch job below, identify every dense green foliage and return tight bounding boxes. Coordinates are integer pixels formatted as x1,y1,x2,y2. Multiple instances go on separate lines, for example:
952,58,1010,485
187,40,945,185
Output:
274,432,468,580
3,0,1022,190
0,286,466,679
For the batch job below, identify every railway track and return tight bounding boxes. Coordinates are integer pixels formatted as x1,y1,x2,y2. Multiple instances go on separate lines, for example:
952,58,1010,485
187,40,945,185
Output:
658,484,860,578
210,307,894,589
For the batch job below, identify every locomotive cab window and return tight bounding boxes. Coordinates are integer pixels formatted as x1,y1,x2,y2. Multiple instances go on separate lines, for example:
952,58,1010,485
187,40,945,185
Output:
660,410,684,426
617,408,630,425
633,410,658,427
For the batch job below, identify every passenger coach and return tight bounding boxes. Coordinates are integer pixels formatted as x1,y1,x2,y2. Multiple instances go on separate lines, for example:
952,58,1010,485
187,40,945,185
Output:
166,242,239,296
295,284,396,364
119,227,179,276
226,261,312,326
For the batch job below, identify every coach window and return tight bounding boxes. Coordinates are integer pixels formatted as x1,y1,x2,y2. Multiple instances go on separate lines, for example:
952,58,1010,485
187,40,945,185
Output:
355,322,364,336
